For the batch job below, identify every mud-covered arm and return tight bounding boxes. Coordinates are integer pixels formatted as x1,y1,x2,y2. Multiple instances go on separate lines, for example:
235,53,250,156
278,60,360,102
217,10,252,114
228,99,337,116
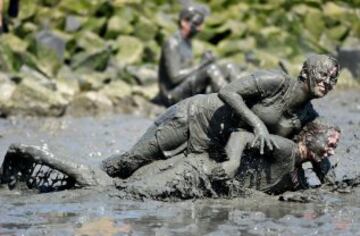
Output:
218,74,284,153
163,39,209,85
311,158,336,185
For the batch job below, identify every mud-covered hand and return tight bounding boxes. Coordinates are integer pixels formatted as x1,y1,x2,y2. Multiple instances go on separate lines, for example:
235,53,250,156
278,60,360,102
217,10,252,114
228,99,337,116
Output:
251,122,278,155
209,165,230,182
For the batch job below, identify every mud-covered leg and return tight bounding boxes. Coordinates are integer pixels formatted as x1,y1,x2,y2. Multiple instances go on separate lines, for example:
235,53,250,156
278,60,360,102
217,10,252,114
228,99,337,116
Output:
0,144,108,192
102,124,164,179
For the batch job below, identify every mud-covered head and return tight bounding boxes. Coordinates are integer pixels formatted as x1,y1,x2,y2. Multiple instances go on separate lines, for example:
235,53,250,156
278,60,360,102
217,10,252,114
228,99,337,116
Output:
178,5,208,38
297,119,341,163
300,54,340,98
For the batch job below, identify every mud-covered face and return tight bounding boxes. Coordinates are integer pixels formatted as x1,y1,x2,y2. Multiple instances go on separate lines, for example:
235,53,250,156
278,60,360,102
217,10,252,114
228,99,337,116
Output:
309,65,339,98
302,55,340,98
189,13,204,37
308,130,341,162
179,6,205,38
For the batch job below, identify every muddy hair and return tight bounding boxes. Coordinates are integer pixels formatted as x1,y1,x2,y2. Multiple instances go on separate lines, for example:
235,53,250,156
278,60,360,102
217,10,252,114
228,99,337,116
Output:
294,118,340,155
299,54,340,81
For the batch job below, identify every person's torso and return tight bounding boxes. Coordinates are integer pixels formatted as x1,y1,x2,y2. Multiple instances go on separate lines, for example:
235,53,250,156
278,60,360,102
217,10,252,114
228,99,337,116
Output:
159,31,194,91
249,76,310,138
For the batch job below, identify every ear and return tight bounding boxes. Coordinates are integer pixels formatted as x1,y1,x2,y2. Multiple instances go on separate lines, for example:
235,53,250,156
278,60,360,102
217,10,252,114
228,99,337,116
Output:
300,69,308,80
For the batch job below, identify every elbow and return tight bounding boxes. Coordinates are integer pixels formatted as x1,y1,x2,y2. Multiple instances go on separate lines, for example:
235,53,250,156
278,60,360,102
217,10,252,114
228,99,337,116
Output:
218,88,231,102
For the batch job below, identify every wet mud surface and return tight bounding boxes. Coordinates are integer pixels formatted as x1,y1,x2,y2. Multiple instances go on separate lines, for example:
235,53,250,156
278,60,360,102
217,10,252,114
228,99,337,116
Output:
0,89,359,235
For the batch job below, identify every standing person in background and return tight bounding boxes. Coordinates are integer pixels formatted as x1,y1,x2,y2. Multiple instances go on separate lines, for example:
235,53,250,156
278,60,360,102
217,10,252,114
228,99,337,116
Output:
158,4,239,107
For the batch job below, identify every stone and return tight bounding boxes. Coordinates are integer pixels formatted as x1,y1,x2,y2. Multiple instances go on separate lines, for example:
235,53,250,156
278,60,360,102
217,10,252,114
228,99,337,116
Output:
338,47,360,79
55,66,80,101
100,80,133,104
67,91,113,116
132,84,159,100
125,65,158,85
105,15,133,39
133,16,158,42
114,36,144,66
32,30,65,77
71,48,112,72
65,15,84,33
5,78,68,117
74,31,105,54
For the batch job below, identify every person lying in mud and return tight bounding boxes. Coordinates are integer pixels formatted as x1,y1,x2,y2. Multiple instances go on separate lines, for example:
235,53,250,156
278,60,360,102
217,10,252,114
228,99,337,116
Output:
158,4,243,106
103,54,340,181
0,119,341,201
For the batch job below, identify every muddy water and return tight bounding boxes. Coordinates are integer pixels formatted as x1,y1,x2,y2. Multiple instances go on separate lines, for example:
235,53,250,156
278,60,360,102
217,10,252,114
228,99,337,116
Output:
0,89,359,235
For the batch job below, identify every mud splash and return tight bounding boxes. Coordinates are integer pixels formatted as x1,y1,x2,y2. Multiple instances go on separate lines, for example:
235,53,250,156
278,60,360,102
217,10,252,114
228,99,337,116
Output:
0,89,359,235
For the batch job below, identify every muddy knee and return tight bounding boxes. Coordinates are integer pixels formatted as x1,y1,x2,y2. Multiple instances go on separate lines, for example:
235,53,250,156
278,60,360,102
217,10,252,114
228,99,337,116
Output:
101,152,152,179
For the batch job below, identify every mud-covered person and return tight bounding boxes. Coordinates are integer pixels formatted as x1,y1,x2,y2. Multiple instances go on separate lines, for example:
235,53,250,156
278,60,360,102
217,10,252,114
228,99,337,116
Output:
218,120,341,195
158,4,240,106
102,54,340,180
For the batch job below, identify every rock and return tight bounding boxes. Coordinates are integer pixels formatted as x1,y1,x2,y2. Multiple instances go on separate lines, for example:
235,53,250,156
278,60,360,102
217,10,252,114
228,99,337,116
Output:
30,30,65,77
143,40,161,63
322,2,349,17
217,37,256,56
58,0,96,16
18,0,38,20
82,17,107,35
0,34,28,53
114,95,164,118
105,15,133,39
67,91,113,116
337,68,359,88
55,66,80,101
76,70,110,92
4,78,68,117
35,30,65,60
114,36,144,66
338,47,360,79
19,65,56,90
132,84,159,100
71,48,112,72
100,80,133,104
304,9,325,39
133,16,158,42
0,75,16,116
65,15,84,33
125,65,158,85
73,31,105,54
0,42,17,72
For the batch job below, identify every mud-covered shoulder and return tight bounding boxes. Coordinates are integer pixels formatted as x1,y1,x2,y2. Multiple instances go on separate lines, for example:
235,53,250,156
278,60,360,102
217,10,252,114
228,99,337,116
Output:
252,69,290,98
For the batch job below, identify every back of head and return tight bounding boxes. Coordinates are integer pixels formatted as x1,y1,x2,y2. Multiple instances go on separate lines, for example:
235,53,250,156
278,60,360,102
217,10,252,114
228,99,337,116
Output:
178,4,209,26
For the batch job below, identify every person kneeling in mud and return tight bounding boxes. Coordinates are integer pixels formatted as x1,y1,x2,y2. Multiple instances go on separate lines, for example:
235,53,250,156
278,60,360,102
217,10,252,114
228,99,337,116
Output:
0,120,340,200
158,4,243,106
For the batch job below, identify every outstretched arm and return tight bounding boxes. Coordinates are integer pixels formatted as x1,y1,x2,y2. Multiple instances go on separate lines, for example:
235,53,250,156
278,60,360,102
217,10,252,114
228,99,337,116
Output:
218,73,283,154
